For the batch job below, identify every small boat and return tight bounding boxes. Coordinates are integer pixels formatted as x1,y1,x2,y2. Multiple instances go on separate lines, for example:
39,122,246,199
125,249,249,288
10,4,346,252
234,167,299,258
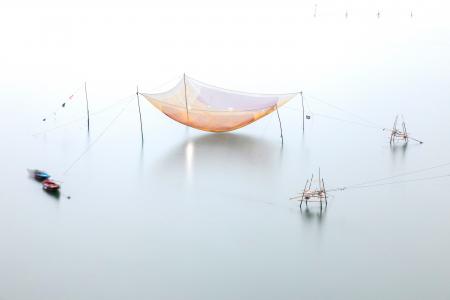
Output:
42,179,60,192
28,169,51,181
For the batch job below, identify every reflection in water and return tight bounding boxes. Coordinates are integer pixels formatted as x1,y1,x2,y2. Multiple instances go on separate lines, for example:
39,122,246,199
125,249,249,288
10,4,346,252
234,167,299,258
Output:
389,142,408,166
185,141,194,183
151,133,282,189
390,142,408,159
299,205,327,226
44,189,61,200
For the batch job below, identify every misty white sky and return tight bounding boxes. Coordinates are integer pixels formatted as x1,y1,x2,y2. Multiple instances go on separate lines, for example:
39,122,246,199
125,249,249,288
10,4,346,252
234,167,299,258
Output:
1,0,449,94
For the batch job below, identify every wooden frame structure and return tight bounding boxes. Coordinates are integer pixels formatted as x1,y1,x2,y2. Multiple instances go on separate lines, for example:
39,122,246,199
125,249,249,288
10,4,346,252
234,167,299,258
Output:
386,115,423,145
290,169,327,208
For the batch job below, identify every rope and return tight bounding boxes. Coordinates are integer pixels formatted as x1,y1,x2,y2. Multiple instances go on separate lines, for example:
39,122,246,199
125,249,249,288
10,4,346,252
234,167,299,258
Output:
282,106,382,130
185,75,300,97
33,95,134,136
41,84,84,122
304,93,385,129
311,113,383,130
336,174,450,191
326,161,450,192
39,74,181,135
62,98,134,175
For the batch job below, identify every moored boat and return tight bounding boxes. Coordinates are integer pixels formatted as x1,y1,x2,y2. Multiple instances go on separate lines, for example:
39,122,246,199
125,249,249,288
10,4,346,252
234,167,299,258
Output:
28,169,51,181
42,179,60,192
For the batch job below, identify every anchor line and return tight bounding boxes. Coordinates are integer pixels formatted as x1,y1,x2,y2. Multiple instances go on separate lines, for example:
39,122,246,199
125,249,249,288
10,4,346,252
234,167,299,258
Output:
327,173,450,192
33,95,135,136
62,98,134,175
292,161,450,197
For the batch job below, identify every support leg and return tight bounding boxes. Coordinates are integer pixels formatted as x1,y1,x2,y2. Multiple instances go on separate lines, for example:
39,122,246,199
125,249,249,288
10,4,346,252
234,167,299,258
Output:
300,179,309,208
183,73,190,123
276,105,283,145
300,91,305,133
136,86,144,144
402,121,408,143
308,174,314,190
84,82,90,132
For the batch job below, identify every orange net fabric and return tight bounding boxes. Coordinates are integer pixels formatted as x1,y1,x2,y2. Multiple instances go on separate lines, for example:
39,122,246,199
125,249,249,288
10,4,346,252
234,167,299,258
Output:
141,76,298,132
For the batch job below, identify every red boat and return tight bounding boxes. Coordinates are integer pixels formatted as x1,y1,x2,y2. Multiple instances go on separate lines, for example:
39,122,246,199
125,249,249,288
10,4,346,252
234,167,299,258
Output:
42,179,60,192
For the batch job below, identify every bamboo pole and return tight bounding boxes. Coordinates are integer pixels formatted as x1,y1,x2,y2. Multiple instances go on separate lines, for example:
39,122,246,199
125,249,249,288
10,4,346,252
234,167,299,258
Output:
84,82,90,132
300,180,309,207
136,85,144,144
183,73,190,122
322,178,327,205
300,91,305,133
275,105,283,144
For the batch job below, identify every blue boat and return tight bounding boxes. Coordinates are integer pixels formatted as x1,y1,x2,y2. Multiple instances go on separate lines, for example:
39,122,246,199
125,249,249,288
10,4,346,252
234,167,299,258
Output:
28,169,51,181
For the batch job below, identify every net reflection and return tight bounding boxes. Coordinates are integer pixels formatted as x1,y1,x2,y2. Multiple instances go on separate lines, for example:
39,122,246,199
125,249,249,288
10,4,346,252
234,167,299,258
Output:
151,133,282,192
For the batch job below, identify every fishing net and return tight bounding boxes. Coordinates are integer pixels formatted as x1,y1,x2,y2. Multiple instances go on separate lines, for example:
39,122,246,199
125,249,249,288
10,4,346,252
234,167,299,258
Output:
140,76,298,132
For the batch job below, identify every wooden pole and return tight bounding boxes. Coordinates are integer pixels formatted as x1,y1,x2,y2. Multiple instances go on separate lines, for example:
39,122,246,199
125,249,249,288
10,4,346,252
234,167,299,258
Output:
136,85,144,144
275,105,283,144
402,121,408,143
300,91,305,133
300,180,309,207
183,73,190,122
322,178,327,205
390,115,398,144
84,82,90,132
318,167,321,188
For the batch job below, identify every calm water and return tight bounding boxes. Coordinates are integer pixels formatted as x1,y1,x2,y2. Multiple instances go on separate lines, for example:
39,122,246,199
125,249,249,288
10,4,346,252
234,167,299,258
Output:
1,12,450,300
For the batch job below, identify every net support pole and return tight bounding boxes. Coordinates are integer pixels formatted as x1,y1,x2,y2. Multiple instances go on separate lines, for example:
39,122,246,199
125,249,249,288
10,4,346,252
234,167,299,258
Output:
84,82,90,132
136,85,144,144
300,91,305,133
183,73,190,123
276,105,283,144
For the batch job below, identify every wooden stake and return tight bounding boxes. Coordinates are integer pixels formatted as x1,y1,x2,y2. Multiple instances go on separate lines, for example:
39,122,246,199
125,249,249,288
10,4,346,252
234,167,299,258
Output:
136,85,144,144
402,121,408,143
300,180,309,207
275,105,283,144
84,82,90,132
300,91,305,133
322,178,327,205
183,73,190,122
318,168,321,187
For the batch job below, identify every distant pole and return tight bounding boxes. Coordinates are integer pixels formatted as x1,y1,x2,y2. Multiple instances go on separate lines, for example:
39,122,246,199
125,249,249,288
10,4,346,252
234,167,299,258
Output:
300,91,305,133
318,167,321,187
183,73,190,122
136,85,144,144
275,105,284,144
84,82,90,132
314,4,317,17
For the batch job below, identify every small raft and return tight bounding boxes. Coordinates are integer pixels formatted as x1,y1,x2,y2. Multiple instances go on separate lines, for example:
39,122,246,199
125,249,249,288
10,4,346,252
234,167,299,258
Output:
42,179,60,192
